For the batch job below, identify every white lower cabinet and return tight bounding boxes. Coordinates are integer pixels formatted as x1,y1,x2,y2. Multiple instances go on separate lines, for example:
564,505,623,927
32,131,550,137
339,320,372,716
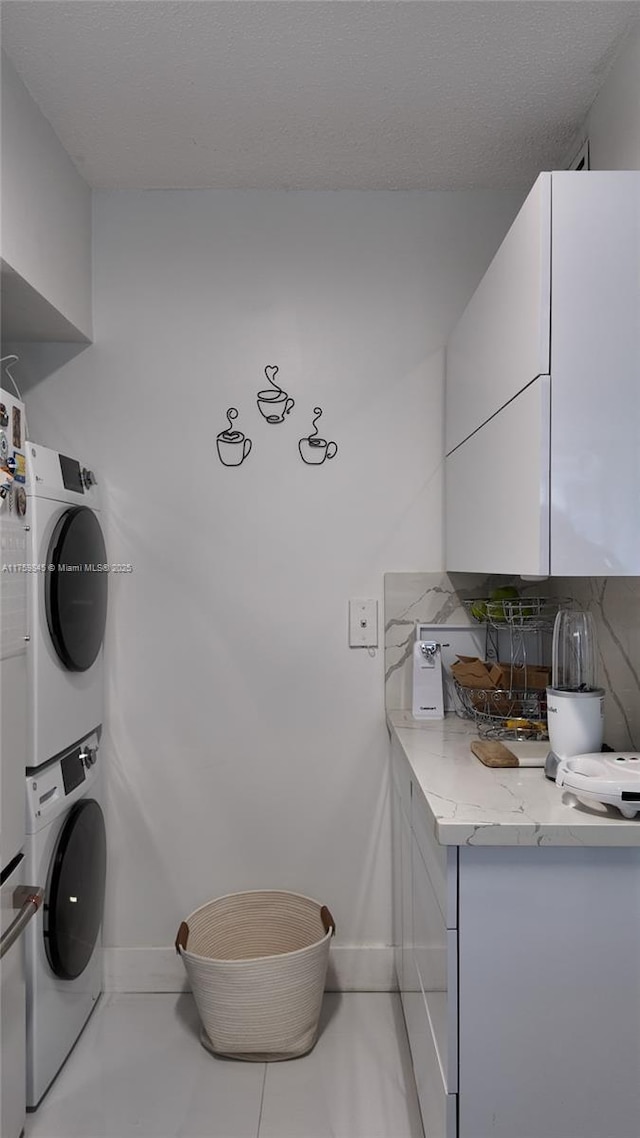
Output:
392,745,457,1138
403,990,457,1138
391,771,404,990
410,840,458,1138
391,739,640,1138
411,839,457,1094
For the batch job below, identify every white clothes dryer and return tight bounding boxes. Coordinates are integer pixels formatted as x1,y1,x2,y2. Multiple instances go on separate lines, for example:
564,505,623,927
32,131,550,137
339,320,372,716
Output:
24,731,106,1110
25,443,107,770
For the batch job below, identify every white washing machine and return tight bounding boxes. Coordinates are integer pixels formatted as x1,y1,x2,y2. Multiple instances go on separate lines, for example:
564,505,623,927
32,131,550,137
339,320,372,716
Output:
25,443,107,770
25,731,106,1110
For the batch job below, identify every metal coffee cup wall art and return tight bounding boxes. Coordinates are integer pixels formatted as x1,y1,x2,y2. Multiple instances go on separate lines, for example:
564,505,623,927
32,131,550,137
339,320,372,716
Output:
215,365,339,470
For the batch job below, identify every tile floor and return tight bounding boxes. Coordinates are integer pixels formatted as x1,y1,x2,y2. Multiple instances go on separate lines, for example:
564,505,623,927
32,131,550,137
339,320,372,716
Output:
25,991,424,1138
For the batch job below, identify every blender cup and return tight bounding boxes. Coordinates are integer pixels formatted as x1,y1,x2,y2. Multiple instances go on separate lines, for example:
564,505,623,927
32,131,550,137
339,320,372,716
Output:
545,609,604,780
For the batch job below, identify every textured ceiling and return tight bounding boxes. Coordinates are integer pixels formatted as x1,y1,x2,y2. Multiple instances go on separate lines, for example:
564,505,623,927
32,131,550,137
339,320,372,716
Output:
1,1,638,190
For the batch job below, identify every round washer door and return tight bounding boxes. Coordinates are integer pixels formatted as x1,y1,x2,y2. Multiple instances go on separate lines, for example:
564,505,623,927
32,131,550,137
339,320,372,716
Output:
45,506,108,671
45,799,107,981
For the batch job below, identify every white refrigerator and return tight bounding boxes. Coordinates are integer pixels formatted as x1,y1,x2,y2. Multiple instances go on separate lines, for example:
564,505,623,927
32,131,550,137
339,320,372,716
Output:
0,384,42,1138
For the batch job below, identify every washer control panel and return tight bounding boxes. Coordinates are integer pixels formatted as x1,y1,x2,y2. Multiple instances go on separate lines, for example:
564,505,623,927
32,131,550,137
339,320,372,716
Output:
26,730,102,834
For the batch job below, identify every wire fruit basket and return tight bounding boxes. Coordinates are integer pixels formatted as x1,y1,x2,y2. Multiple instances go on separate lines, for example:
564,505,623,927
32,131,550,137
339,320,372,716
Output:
454,595,573,740
454,681,548,740
463,596,567,631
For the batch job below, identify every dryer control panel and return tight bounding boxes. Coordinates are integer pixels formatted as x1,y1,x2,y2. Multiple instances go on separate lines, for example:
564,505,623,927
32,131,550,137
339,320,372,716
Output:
26,442,101,509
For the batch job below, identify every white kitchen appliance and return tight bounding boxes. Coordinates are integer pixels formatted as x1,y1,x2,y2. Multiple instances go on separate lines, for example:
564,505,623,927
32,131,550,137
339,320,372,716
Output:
25,731,105,1109
412,625,445,719
412,622,487,717
0,383,43,1138
556,753,640,819
545,609,604,780
25,443,107,770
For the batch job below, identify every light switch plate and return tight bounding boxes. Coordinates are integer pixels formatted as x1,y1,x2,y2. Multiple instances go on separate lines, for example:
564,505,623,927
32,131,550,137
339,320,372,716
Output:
349,599,378,648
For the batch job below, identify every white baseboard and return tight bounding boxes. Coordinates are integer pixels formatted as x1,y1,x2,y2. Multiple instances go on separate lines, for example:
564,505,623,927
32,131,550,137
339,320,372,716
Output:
103,947,189,994
103,946,396,994
326,946,396,991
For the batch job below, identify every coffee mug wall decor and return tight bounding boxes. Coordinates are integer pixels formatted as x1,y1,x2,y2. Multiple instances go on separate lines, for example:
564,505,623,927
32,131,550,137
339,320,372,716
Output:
256,365,295,424
216,367,339,470
216,407,252,466
298,407,338,466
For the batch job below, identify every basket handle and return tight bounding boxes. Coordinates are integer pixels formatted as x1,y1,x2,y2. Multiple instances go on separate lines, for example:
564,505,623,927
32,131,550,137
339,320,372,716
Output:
174,920,189,954
320,905,336,937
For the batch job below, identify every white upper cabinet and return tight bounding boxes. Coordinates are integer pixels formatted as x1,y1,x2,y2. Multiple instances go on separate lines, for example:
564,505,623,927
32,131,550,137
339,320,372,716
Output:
1,53,92,342
445,171,640,577
446,375,551,577
549,174,640,576
445,174,551,454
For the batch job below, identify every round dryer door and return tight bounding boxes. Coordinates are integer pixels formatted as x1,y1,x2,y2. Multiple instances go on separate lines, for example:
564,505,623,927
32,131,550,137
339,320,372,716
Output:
45,799,107,981
45,506,108,671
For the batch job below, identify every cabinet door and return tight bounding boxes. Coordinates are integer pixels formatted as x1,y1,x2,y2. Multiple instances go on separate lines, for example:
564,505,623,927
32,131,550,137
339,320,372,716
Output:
457,845,640,1138
391,740,414,996
412,835,458,1095
412,784,458,930
406,831,458,1138
549,171,640,575
391,779,404,991
445,375,550,575
445,174,550,454
403,988,457,1138
399,795,416,1011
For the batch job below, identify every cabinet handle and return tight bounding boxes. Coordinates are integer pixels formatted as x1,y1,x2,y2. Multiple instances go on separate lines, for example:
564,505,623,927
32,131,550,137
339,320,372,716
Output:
0,886,43,959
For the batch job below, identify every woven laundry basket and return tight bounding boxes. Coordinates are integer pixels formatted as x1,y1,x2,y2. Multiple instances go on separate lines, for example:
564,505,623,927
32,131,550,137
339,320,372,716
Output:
175,890,336,1061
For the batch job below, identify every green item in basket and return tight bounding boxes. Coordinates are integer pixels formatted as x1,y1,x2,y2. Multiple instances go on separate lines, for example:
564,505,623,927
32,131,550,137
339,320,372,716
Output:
486,585,519,622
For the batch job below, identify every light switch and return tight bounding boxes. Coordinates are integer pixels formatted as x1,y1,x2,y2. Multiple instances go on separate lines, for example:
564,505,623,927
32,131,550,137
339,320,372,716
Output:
349,599,378,648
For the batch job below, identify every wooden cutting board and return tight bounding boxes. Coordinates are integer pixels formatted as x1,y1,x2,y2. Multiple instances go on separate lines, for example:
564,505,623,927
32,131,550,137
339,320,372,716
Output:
471,740,519,767
471,739,549,768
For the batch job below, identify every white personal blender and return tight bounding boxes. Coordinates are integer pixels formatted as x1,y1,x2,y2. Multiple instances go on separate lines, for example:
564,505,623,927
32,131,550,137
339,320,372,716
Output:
544,609,604,781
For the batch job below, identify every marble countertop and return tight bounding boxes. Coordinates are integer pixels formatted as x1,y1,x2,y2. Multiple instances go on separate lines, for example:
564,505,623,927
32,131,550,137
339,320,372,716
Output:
388,710,640,847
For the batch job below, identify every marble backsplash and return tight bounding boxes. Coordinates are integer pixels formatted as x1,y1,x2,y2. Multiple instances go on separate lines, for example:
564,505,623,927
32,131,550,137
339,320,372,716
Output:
383,571,526,711
549,578,640,751
384,572,640,750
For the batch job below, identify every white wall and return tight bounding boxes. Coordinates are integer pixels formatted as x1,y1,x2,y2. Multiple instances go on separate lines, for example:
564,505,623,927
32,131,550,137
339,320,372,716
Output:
1,52,92,338
585,20,640,170
25,188,521,986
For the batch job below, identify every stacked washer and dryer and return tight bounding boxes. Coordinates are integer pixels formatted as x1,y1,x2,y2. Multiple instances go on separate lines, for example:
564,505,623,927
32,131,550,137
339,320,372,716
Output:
0,382,40,1138
24,442,108,1110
